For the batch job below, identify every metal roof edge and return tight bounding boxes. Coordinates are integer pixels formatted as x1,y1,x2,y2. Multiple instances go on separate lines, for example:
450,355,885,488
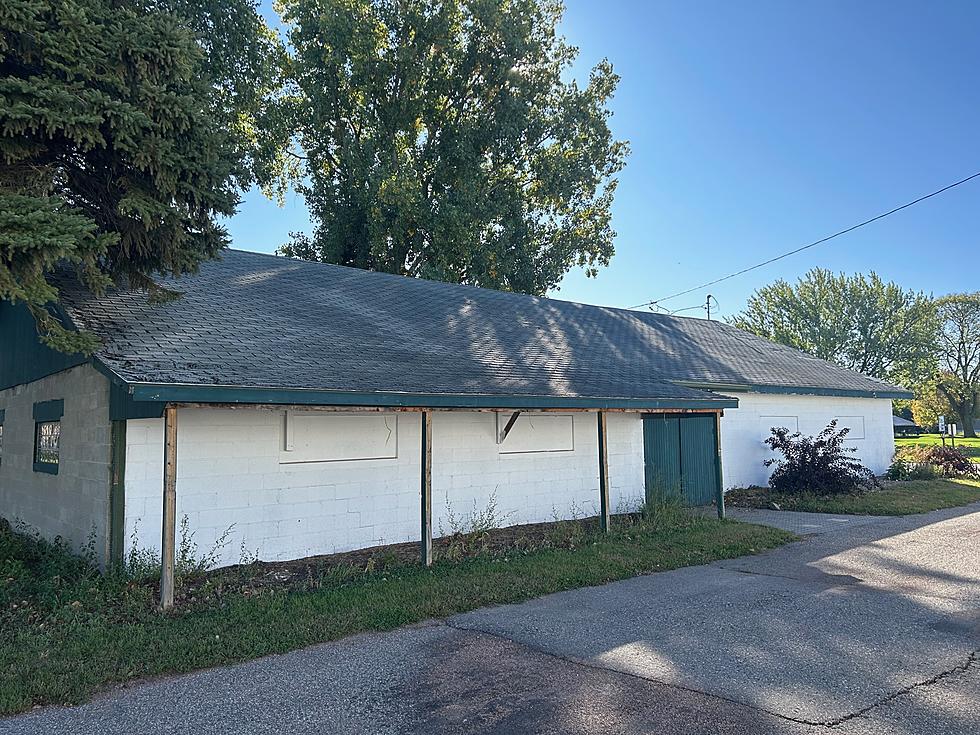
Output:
673,380,912,401
126,383,739,411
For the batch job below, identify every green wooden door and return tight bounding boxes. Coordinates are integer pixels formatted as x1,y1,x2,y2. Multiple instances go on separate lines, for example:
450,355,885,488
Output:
642,414,681,500
643,414,719,507
679,415,719,506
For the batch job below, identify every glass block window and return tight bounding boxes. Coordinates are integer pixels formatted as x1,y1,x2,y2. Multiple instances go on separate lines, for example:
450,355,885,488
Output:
35,421,61,467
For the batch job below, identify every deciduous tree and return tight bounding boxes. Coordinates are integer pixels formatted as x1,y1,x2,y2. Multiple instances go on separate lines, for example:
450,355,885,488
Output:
277,0,629,295
729,269,937,386
934,293,980,438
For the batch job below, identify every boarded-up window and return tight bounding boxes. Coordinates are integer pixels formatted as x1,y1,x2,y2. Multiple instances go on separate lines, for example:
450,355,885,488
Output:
497,413,574,454
834,416,866,440
759,416,798,441
280,412,398,463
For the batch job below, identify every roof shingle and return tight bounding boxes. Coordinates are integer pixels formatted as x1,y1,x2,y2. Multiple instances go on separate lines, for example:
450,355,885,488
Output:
56,250,910,404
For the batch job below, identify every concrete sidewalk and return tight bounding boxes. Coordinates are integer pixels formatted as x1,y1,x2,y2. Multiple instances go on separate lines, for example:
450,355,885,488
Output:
3,503,979,735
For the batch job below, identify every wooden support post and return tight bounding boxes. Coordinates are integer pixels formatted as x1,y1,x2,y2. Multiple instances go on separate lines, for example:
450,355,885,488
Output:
108,420,127,568
420,410,433,567
160,405,178,609
714,411,726,520
597,411,610,532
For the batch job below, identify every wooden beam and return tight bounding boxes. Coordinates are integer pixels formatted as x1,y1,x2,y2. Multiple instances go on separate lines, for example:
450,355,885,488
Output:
597,411,611,533
497,411,522,443
714,411,726,520
420,410,433,567
108,420,127,568
160,405,178,609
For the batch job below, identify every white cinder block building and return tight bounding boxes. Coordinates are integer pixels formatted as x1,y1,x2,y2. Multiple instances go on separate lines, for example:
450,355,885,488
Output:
0,250,909,597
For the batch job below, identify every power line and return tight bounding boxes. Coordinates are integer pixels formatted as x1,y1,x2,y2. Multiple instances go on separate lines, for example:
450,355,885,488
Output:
628,170,980,310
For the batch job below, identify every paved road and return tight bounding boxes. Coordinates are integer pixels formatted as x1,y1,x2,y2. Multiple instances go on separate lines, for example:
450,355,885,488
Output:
4,503,979,735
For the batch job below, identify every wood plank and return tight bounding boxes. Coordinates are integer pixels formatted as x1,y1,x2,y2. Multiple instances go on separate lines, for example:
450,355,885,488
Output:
715,411,726,519
108,420,127,568
160,405,178,609
420,410,433,567
497,411,522,443
597,411,611,532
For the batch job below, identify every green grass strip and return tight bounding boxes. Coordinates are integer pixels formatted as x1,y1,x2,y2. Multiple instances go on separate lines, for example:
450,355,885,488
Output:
0,518,791,715
727,478,980,516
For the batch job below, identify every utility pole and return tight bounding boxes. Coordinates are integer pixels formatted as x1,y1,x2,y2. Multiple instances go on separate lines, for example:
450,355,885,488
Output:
705,294,716,320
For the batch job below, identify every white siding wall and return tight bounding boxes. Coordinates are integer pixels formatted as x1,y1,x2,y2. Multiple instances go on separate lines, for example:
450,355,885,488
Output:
720,393,895,490
123,409,646,568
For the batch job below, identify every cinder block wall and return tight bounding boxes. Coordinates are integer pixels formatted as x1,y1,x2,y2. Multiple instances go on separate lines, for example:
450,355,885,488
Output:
720,393,895,489
123,409,646,568
0,364,112,562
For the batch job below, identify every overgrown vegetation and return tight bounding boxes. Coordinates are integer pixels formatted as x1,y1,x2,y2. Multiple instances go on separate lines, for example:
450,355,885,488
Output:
0,508,791,715
891,445,979,479
764,420,877,496
727,478,980,516
895,435,980,462
884,460,939,482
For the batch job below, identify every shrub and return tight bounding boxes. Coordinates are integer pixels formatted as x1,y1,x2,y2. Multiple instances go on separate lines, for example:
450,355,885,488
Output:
885,459,938,481
894,445,979,479
764,420,878,496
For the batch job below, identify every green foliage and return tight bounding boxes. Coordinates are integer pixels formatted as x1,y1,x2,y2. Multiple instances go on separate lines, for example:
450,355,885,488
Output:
894,444,980,479
726,478,980,516
764,420,878,496
885,459,937,481
934,293,980,438
909,379,955,429
728,268,937,386
438,490,513,560
0,0,284,352
277,0,629,295
895,434,980,461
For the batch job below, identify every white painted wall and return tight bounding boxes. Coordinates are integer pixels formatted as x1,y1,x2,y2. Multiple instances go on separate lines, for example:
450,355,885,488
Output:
0,364,112,563
123,409,646,568
719,393,895,490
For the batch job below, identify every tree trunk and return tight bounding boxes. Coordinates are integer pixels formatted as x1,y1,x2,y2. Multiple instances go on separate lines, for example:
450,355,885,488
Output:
959,393,977,438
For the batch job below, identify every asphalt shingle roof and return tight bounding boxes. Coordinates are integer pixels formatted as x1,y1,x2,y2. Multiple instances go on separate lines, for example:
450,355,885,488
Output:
57,250,909,405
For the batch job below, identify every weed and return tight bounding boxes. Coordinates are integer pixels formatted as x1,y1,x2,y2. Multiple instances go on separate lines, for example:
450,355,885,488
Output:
438,490,513,560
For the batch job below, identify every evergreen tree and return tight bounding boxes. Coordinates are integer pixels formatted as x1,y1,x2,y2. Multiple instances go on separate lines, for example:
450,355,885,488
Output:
0,0,285,352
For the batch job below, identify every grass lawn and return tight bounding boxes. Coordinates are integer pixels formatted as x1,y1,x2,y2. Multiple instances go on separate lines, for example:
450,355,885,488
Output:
726,478,980,516
896,434,980,461
0,514,792,716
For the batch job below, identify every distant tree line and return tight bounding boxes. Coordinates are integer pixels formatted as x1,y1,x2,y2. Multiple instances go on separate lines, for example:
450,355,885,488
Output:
730,269,980,438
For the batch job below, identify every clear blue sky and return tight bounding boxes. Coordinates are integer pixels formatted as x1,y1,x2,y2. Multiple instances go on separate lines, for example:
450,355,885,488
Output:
228,0,980,319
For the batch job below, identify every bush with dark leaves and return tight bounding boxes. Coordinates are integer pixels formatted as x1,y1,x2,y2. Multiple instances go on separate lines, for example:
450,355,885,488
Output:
764,420,878,496
894,445,979,479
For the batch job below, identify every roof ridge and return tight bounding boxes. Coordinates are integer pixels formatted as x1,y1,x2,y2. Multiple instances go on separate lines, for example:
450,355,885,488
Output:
226,248,735,324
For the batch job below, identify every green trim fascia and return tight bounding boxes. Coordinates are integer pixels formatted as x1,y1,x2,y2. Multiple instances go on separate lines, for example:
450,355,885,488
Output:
127,383,739,411
108,381,165,421
109,421,126,568
673,380,912,401
33,399,65,422
0,302,86,391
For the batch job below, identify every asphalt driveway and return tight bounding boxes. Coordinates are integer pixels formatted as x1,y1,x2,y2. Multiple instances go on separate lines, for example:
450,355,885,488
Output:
3,503,979,735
